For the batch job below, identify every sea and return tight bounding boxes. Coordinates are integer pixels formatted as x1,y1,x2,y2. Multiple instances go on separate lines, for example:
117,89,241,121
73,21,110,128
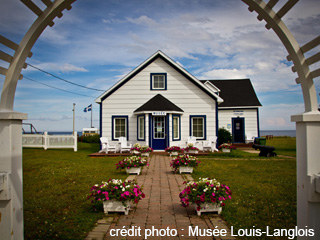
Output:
41,130,296,137
260,130,296,137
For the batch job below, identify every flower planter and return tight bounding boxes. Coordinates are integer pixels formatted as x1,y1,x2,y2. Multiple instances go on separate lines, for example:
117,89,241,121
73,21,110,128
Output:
194,203,222,216
179,166,194,174
141,152,150,157
222,148,231,153
170,151,179,156
131,150,140,155
126,167,141,175
103,200,130,215
187,150,198,154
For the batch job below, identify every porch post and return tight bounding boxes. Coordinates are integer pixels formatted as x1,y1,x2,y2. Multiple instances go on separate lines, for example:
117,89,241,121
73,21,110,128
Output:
292,112,320,238
0,110,27,240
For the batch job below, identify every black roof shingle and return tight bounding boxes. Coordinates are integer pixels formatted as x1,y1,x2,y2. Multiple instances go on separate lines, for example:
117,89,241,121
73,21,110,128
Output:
202,79,262,108
134,94,184,112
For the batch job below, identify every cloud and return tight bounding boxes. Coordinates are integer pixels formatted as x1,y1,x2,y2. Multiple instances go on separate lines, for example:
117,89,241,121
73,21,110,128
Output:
26,62,88,73
127,15,157,26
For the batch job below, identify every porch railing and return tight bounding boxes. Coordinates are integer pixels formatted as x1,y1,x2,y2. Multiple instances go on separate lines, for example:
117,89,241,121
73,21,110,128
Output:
22,132,77,152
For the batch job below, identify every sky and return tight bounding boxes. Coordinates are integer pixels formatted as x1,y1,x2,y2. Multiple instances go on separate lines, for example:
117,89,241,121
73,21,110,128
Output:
0,0,319,132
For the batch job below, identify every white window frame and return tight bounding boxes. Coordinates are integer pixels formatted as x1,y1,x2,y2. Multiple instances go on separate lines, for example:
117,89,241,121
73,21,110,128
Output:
137,115,145,141
190,115,206,140
112,116,128,140
150,73,167,90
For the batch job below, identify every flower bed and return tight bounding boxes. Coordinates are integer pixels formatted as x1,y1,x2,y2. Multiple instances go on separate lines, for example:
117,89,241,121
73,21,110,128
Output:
170,154,200,172
165,146,183,155
87,179,145,207
184,143,199,153
116,155,149,170
179,177,232,214
218,143,236,151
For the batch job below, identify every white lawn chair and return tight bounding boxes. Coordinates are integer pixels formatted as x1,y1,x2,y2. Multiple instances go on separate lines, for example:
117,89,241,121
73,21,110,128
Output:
118,137,132,153
202,136,218,152
245,133,255,144
99,137,116,153
187,136,202,150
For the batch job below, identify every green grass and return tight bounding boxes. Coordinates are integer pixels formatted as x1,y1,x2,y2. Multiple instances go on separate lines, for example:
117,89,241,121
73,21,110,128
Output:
266,137,296,157
193,137,297,239
23,143,125,240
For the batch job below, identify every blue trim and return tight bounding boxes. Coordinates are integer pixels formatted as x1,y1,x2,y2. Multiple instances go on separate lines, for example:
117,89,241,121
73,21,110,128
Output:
99,103,102,150
256,108,260,137
150,73,167,90
137,114,145,141
172,114,181,141
215,103,219,147
149,114,152,148
189,115,207,140
166,114,169,147
111,115,129,141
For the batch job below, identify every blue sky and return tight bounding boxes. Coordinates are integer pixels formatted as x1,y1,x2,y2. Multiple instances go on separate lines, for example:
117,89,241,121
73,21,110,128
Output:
0,0,319,132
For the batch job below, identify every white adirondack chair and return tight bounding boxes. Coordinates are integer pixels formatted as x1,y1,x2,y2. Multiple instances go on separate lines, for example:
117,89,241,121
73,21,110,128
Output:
187,136,202,150
99,137,116,153
118,137,132,153
202,136,218,152
245,133,255,144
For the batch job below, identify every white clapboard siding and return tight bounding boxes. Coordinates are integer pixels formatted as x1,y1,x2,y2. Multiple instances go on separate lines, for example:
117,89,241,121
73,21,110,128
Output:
219,109,259,137
101,57,217,145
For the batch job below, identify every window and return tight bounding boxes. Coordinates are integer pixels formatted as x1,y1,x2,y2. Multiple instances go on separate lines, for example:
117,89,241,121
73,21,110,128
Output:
112,116,128,140
137,115,145,140
190,115,206,140
150,73,167,90
172,115,181,140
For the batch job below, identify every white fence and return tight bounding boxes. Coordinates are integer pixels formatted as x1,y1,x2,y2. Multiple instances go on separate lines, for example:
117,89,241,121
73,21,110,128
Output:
22,131,77,152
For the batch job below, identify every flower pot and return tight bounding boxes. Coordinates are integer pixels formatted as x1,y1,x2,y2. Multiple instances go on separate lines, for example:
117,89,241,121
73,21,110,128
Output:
194,203,222,216
222,148,231,153
126,167,141,175
141,152,149,157
131,150,140,155
179,166,194,174
187,150,198,154
103,200,130,215
170,151,179,156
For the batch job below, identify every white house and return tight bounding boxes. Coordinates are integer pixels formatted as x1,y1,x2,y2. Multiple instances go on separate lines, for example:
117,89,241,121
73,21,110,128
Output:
95,51,261,150
202,79,262,143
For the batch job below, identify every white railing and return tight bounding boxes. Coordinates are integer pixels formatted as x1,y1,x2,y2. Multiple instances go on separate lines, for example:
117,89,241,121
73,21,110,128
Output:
22,131,77,152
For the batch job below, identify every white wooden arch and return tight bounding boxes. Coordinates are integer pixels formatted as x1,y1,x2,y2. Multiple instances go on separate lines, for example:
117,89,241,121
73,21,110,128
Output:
0,0,319,239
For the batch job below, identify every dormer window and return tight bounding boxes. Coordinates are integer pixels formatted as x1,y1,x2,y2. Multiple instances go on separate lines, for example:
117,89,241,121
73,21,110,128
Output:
150,73,167,90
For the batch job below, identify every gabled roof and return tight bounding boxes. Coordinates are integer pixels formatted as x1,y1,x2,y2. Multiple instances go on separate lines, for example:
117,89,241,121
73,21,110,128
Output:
201,79,262,108
95,50,223,103
134,94,184,113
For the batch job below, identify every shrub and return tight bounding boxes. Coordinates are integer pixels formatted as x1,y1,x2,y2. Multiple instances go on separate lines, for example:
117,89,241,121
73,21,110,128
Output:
80,134,100,143
218,127,232,144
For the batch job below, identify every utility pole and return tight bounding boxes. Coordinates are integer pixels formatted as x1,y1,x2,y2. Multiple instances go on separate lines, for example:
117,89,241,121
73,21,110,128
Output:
73,103,76,133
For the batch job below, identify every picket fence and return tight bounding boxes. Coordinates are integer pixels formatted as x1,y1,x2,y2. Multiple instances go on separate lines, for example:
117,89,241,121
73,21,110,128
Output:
22,132,77,152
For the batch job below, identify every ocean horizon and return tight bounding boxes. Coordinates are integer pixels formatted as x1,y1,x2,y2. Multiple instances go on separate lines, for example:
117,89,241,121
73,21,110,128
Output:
26,130,296,138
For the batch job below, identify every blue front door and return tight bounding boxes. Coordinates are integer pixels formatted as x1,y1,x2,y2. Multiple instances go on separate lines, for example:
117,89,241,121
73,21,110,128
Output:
151,116,167,150
232,117,245,143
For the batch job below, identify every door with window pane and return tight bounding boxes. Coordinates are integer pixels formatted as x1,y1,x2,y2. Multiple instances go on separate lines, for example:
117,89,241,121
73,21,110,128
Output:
152,116,167,150
232,117,245,143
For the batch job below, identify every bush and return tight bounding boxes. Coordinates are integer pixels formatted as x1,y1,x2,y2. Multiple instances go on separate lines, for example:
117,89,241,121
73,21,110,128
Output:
218,127,232,144
79,134,100,143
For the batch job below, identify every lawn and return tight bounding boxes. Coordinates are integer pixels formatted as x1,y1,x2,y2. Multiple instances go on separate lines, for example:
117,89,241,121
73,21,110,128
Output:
194,137,297,239
23,143,125,240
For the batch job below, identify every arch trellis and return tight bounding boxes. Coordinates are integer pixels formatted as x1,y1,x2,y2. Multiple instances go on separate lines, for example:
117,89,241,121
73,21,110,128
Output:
0,0,319,239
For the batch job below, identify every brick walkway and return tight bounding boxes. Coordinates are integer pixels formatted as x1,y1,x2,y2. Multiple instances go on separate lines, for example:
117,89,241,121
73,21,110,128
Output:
86,155,235,240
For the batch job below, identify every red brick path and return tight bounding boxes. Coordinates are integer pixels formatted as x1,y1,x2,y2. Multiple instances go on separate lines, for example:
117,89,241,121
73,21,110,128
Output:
104,154,234,240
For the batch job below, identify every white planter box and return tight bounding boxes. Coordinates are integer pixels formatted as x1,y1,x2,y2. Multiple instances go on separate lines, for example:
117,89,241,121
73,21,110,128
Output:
222,148,231,153
194,203,222,216
103,200,130,215
141,152,150,157
170,151,179,156
131,150,140,155
126,167,141,175
187,150,198,154
179,166,194,174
